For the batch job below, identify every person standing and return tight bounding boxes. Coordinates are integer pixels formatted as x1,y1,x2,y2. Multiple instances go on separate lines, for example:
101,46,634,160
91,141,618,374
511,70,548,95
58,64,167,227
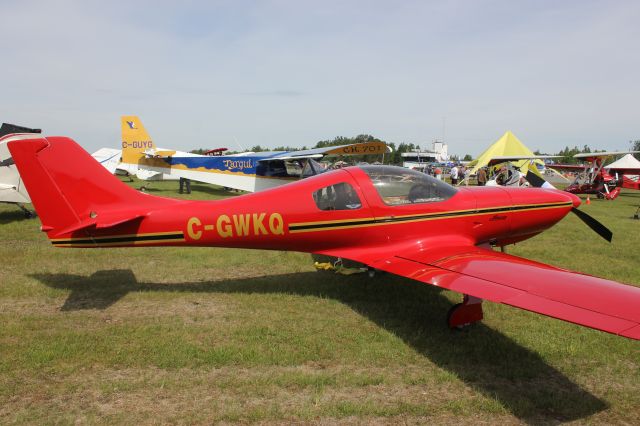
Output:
179,177,191,194
462,166,470,186
477,167,487,186
450,164,459,185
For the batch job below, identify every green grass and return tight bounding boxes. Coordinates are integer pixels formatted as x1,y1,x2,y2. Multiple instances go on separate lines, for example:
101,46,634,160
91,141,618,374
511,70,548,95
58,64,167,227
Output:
0,178,638,424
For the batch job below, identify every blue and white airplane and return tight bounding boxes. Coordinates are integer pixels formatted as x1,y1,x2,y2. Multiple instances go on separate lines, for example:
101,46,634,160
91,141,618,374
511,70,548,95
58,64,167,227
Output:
120,116,391,192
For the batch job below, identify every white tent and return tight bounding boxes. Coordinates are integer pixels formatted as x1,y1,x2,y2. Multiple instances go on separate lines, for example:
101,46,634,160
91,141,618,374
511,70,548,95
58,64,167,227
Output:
606,153,640,170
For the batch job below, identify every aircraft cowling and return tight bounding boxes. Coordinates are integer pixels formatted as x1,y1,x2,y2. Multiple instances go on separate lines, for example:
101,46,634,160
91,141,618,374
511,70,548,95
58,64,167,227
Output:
500,187,577,244
461,186,512,245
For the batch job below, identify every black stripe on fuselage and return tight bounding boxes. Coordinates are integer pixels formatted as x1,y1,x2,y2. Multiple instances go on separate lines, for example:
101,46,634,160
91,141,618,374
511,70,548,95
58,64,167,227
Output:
288,202,571,232
51,232,185,246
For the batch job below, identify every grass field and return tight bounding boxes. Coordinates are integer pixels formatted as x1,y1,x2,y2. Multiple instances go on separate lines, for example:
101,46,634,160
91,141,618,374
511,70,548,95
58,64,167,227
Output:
1,179,638,424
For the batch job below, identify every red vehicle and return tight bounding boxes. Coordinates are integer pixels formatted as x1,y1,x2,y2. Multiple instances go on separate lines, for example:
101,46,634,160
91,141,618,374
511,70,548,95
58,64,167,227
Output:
549,151,640,200
6,135,640,340
617,174,640,191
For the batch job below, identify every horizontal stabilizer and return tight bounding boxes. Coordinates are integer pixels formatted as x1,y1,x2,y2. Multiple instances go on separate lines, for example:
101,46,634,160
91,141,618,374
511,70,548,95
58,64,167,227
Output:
55,213,147,236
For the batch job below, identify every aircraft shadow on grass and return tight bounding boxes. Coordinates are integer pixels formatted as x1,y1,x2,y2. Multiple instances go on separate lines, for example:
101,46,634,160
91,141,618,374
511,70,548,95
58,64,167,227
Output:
0,209,33,225
130,183,244,198
186,183,245,197
31,269,607,423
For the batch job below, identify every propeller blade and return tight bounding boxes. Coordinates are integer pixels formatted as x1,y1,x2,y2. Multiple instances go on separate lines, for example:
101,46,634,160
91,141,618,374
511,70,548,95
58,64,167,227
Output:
525,168,556,189
571,207,613,242
525,170,546,188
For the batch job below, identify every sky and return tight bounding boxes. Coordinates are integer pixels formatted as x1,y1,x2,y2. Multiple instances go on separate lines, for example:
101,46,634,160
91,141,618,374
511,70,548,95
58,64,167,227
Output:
1,0,638,156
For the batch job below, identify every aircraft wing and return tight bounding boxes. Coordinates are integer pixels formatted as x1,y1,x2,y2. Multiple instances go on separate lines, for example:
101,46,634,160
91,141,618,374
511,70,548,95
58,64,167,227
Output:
318,244,640,339
258,154,323,161
546,164,585,172
486,155,560,167
258,141,391,162
574,150,640,160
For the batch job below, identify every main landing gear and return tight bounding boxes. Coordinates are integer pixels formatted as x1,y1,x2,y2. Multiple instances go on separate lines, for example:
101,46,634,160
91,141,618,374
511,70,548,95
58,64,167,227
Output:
447,295,483,329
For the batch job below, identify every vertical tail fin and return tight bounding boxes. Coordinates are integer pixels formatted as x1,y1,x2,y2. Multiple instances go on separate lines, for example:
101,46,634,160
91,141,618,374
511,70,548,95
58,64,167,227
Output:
8,136,179,236
121,115,155,165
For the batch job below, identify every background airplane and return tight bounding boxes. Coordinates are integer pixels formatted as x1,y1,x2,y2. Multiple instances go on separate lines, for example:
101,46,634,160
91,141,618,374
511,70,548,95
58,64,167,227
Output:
605,153,640,191
90,147,122,175
7,134,639,340
0,124,42,217
119,115,201,181
0,124,123,218
483,155,561,188
548,151,640,200
121,116,392,192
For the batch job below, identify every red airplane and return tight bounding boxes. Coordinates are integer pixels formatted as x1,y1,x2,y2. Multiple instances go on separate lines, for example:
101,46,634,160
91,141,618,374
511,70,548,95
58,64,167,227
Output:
608,164,640,191
6,135,640,340
548,151,640,200
620,175,640,191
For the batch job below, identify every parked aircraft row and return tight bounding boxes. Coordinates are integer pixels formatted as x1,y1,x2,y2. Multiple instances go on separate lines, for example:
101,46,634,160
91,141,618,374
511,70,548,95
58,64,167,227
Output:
118,116,391,192
0,116,391,214
1,128,639,340
474,153,640,200
5,118,637,218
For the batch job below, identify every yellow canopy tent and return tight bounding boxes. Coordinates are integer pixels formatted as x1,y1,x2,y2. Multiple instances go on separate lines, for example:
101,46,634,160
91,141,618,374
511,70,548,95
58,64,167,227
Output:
469,131,543,174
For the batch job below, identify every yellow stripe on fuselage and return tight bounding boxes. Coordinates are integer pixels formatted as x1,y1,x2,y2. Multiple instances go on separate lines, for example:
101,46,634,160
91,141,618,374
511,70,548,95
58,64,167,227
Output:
288,202,571,234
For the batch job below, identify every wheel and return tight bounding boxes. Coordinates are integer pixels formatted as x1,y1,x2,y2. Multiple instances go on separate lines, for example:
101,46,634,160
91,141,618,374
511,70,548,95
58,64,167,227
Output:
446,303,465,329
446,299,483,329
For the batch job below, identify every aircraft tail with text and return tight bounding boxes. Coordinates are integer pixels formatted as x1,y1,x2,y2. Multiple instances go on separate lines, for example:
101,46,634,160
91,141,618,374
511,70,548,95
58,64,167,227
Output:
7,135,184,237
121,115,155,165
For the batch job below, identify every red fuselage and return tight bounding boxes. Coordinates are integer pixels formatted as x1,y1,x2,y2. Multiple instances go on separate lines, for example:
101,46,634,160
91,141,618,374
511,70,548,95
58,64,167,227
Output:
49,167,580,259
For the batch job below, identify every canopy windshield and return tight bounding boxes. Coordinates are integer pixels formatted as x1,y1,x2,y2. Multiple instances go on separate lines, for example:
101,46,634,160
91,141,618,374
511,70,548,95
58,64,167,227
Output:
359,165,457,205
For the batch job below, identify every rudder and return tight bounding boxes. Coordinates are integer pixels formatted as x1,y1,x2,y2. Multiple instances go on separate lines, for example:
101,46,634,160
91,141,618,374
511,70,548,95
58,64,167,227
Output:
121,115,155,165
8,135,169,236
